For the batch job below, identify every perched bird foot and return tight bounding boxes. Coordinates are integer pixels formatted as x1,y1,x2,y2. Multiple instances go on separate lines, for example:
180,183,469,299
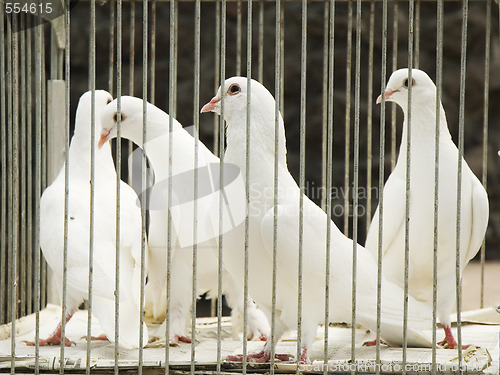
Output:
248,333,268,341
170,335,192,346
363,339,388,347
299,347,310,364
81,334,109,342
24,336,74,347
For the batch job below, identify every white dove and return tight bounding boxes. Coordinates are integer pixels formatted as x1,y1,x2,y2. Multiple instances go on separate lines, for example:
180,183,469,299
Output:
98,96,270,344
201,77,434,364
32,90,148,349
365,68,489,349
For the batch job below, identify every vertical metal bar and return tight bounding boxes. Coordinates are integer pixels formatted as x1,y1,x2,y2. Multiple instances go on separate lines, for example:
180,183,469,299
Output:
271,0,282,370
20,14,27,319
323,0,335,372
86,0,97,371
432,0,444,371
479,0,491,309
320,2,329,211
150,0,156,104
128,0,135,186
296,0,307,368
10,12,21,374
34,7,43,371
403,0,416,372
343,1,353,235
115,0,123,368
0,0,5,326
165,0,173,371
41,22,48,319
173,7,179,117
350,0,362,369
390,2,398,171
217,0,226,370
414,0,420,69
376,0,389,371
129,0,135,97
210,0,221,318
140,0,149,372
242,1,252,372
6,7,13,328
213,0,221,157
109,0,115,95
366,0,375,234
236,0,242,76
191,0,201,372
280,3,284,115
26,15,34,317
455,0,469,364
258,1,264,83
58,2,70,373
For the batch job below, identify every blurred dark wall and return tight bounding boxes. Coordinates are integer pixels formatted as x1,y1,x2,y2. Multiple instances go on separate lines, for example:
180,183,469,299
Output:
67,0,500,258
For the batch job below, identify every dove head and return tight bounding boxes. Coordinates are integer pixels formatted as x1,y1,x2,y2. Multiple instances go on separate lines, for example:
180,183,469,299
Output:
99,96,174,148
201,77,287,160
73,90,113,148
377,68,437,111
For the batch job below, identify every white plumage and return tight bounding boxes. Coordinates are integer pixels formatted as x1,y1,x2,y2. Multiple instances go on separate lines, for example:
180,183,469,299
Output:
201,77,434,363
365,68,489,349
99,96,270,344
37,90,148,349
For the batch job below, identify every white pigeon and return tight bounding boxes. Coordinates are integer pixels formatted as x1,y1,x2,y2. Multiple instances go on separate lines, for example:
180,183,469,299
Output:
98,96,270,344
34,90,148,349
201,77,435,363
365,68,489,349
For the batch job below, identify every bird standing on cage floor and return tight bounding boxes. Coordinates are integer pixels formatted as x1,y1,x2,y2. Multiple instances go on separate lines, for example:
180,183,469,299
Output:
98,96,270,346
365,68,489,350
201,77,435,364
25,90,148,349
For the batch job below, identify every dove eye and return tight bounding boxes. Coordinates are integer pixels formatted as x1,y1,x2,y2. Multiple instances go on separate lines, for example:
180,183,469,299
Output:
228,84,241,96
403,78,416,88
113,112,126,122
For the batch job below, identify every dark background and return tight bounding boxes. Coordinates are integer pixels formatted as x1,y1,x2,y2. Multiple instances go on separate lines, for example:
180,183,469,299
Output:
66,0,500,257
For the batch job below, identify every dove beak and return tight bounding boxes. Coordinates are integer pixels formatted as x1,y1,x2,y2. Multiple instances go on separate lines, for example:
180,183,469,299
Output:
98,129,111,149
201,96,221,113
376,89,398,104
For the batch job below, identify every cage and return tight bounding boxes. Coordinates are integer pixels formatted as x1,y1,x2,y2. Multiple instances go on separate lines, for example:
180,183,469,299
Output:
1,0,500,373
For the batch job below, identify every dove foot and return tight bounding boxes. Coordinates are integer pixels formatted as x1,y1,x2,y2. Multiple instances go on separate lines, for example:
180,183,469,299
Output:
81,334,109,342
438,325,469,349
225,351,294,363
170,335,192,345
248,333,268,341
363,339,388,347
24,336,74,347
439,326,455,349
299,347,310,364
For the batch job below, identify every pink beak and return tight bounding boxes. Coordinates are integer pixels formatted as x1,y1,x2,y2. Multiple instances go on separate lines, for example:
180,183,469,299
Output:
98,129,111,149
200,97,221,113
376,89,397,104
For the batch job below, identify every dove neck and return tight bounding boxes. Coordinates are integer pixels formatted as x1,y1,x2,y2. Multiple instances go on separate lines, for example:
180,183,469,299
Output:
400,103,450,145
224,112,287,167
69,129,116,179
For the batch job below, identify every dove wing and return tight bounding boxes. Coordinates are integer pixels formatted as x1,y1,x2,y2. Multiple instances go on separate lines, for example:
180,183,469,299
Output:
464,174,489,264
365,174,406,258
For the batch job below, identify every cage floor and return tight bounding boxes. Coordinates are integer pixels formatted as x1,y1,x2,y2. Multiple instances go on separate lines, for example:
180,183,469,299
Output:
0,304,499,374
